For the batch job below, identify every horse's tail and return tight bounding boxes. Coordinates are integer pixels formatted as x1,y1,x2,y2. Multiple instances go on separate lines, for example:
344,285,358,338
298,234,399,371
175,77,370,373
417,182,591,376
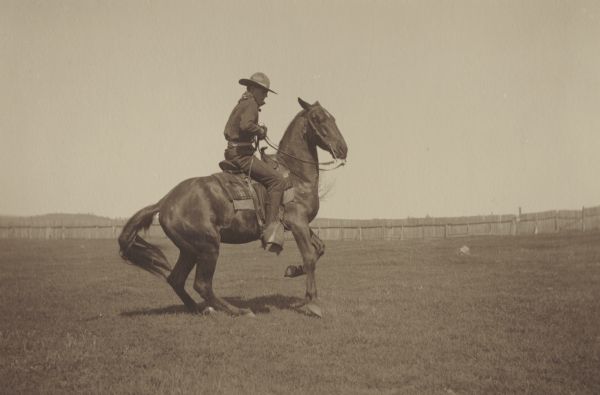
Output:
118,201,171,279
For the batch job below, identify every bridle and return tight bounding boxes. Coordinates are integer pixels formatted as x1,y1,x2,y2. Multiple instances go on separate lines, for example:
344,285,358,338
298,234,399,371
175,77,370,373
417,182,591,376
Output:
263,108,346,171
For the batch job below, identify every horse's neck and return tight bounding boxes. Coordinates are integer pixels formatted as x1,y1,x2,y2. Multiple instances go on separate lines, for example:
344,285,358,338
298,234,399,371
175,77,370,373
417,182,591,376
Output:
277,115,319,193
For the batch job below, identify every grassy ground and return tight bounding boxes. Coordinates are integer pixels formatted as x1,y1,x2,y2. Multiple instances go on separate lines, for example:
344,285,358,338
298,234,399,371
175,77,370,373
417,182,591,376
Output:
1,232,599,394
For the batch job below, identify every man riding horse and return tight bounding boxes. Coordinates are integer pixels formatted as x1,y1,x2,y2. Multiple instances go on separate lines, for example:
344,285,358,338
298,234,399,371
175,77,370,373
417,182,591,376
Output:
119,73,348,317
223,72,286,252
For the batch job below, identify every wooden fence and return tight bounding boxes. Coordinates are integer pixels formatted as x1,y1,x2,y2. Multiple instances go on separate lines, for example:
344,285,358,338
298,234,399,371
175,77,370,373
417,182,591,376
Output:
311,206,600,240
2,205,600,241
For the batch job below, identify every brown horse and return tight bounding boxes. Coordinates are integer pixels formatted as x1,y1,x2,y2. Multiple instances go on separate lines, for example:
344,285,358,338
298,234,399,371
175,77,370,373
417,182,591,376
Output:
118,98,348,316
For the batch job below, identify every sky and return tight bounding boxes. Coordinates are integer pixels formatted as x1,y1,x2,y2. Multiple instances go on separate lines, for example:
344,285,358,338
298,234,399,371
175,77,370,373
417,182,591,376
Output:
1,0,599,219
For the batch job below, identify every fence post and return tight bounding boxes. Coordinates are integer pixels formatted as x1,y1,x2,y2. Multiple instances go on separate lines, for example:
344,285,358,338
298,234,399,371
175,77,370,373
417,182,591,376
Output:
554,210,558,233
582,206,585,232
400,225,404,241
358,226,362,241
444,224,448,238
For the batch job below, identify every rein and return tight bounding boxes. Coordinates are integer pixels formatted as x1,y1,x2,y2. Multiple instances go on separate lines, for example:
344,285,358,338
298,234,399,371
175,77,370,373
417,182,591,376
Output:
263,110,345,171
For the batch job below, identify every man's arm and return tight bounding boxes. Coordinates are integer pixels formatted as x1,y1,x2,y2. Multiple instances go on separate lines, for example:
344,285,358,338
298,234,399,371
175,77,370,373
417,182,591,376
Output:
239,100,264,137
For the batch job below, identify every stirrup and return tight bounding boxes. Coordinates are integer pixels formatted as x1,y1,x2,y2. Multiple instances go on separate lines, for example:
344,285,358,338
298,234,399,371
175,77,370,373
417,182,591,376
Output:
266,242,283,255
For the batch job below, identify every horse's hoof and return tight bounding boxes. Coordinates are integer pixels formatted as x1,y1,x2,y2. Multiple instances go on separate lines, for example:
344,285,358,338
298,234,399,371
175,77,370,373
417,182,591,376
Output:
305,302,323,318
284,265,305,278
202,306,217,316
238,308,255,318
291,300,306,309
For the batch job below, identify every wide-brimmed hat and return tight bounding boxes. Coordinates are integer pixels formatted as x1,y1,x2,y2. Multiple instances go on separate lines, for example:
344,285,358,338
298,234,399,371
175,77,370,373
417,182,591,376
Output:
239,72,277,94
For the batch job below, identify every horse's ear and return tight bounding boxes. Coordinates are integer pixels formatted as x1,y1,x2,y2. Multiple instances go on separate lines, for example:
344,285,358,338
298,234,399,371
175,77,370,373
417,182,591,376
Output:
298,97,311,110
314,101,321,107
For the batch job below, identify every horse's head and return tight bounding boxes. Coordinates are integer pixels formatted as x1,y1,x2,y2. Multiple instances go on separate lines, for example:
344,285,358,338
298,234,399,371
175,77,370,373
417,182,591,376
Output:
298,98,348,160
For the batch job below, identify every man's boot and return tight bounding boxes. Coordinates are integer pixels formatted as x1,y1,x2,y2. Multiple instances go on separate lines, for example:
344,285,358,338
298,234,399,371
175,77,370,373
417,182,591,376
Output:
262,189,284,254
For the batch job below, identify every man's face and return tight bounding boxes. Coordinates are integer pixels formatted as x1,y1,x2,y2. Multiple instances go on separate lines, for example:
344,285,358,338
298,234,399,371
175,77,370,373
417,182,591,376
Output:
251,86,268,106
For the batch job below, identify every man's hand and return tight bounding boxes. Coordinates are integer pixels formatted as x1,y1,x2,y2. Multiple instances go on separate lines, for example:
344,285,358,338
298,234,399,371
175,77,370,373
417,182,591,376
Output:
257,124,268,140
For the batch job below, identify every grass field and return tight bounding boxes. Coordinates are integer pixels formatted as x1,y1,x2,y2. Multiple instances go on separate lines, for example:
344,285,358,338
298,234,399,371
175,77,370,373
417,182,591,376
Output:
1,232,599,394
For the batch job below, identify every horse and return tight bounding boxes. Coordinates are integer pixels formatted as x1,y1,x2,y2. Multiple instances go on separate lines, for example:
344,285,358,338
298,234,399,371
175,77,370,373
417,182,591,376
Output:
118,97,348,317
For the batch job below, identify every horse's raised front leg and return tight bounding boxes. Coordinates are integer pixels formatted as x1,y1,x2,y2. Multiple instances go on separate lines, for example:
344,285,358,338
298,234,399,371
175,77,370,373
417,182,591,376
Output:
284,228,324,278
310,228,325,258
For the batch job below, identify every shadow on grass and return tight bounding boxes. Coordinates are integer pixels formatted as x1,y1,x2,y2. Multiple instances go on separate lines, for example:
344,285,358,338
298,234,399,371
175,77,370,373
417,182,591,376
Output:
225,294,305,314
120,294,304,317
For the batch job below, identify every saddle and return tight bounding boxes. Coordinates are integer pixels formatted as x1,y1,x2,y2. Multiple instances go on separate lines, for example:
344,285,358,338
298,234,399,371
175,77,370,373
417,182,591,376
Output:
214,153,294,229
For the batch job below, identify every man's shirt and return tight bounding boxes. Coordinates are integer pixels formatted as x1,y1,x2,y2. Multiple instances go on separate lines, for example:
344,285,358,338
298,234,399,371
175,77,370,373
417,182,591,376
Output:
224,92,263,143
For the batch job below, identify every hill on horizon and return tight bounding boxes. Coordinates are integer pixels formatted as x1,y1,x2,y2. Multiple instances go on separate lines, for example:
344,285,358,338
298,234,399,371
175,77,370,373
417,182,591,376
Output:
0,213,122,227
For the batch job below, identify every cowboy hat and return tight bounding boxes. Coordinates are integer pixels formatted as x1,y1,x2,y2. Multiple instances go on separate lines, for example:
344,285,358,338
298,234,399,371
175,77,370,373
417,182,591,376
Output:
239,72,277,94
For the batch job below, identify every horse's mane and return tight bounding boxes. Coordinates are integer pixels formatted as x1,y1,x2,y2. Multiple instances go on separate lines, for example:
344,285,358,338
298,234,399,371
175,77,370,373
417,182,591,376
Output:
280,110,307,141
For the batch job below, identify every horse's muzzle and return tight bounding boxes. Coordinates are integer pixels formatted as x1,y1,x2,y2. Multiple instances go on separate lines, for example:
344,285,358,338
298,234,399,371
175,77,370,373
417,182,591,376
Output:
334,144,348,160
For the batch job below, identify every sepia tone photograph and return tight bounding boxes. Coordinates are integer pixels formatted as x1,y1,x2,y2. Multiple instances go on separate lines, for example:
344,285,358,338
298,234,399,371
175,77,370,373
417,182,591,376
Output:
1,0,599,393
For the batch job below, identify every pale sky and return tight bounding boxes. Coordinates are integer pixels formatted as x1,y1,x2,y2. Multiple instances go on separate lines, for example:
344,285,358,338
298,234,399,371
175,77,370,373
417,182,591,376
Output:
1,0,599,219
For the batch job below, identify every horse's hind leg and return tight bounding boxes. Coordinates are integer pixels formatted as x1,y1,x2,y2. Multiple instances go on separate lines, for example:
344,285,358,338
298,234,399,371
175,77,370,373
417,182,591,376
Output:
192,242,253,316
167,251,199,313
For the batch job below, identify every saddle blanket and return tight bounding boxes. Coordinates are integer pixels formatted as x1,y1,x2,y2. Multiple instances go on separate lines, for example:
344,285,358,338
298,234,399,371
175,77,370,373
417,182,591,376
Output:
211,172,294,217
212,172,261,210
